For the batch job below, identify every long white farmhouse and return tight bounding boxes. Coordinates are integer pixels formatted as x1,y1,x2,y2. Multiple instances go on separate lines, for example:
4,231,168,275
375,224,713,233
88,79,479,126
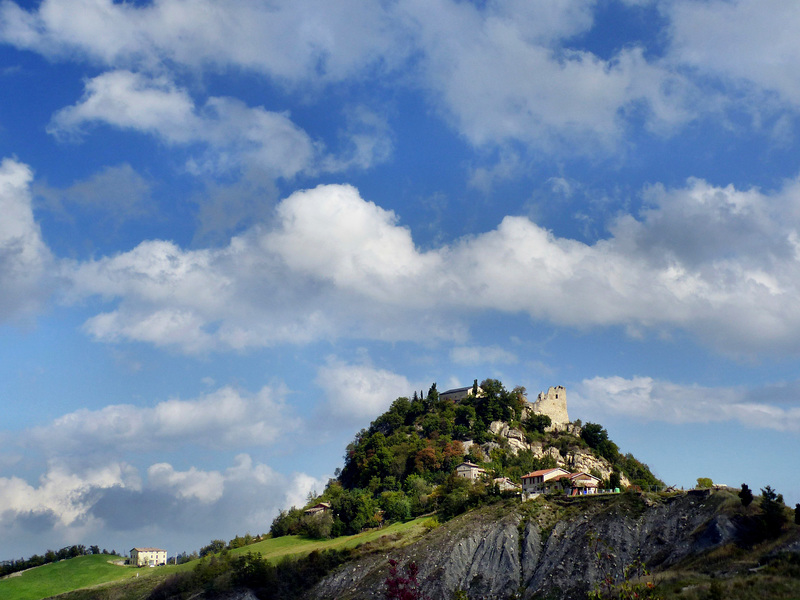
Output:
130,547,167,567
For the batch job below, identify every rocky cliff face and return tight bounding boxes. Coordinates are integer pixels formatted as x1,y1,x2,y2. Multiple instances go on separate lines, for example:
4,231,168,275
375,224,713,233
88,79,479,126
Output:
307,490,793,600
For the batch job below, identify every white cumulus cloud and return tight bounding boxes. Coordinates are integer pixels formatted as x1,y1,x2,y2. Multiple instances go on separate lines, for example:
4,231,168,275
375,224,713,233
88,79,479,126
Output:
0,158,53,322
317,360,412,421
26,385,298,460
48,70,318,179
59,176,800,357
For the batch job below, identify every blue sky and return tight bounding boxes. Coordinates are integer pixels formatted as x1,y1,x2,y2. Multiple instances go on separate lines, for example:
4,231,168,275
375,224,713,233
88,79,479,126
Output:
2,0,800,560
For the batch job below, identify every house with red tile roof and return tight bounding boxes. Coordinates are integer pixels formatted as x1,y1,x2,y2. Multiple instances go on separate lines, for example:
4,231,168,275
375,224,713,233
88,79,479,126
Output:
522,468,605,499
521,467,572,497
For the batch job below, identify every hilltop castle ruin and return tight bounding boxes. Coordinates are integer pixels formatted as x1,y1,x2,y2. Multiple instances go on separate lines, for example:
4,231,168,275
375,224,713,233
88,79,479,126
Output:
440,381,571,430
528,385,569,429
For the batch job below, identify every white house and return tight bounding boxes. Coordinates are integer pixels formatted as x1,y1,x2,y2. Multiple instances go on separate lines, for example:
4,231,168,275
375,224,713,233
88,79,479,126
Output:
130,547,167,567
455,461,487,481
566,473,601,495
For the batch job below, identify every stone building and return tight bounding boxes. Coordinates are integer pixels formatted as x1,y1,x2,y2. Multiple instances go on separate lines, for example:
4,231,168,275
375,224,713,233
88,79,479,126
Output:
455,461,487,481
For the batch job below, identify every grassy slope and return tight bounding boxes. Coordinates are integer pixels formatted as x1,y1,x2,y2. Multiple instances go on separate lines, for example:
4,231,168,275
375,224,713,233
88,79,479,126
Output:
229,516,433,562
3,517,434,600
0,554,186,600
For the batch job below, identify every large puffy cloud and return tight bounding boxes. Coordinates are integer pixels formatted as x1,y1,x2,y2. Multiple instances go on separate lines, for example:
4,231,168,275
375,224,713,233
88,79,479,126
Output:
66,184,462,352
27,385,298,458
64,178,800,356
0,463,141,527
0,158,53,322
574,376,800,432
316,360,412,421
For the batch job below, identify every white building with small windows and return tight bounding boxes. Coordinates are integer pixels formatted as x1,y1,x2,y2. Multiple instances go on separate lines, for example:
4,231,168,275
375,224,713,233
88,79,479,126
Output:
130,547,167,567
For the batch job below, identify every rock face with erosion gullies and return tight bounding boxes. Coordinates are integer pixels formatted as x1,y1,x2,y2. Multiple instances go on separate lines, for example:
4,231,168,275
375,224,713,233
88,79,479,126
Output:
308,490,798,600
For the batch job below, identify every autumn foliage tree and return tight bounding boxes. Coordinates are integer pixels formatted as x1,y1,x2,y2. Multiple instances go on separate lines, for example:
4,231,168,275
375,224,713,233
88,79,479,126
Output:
385,559,426,600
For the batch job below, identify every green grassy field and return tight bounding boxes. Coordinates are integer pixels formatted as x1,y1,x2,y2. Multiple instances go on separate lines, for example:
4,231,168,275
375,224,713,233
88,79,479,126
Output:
0,554,186,600
0,517,434,600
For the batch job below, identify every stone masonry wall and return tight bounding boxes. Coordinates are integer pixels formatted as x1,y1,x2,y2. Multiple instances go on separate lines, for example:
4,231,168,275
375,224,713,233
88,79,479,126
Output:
529,385,569,428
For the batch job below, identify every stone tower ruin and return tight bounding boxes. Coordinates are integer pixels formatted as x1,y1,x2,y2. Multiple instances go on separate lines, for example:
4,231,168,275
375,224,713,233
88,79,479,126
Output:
529,385,569,429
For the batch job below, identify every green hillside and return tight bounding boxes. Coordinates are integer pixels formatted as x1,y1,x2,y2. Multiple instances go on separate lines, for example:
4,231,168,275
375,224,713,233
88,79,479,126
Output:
0,553,167,600
4,518,434,600
229,515,433,562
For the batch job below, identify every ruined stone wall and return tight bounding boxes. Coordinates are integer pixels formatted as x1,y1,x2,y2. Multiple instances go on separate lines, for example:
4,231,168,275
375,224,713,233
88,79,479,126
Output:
529,385,569,428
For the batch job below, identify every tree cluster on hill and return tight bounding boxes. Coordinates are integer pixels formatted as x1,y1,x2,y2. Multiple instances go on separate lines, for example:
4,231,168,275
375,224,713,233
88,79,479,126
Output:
148,548,353,600
0,545,118,578
196,532,263,558
737,483,792,543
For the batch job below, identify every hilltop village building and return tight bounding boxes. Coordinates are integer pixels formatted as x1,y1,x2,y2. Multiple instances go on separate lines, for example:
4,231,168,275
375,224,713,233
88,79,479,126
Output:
130,547,167,567
439,380,482,402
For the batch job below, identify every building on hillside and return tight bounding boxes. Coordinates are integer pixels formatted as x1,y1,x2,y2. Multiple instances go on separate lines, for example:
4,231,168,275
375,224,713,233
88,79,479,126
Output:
493,477,521,492
521,467,572,498
566,473,601,495
130,547,167,567
440,380,482,402
522,469,609,499
304,502,331,516
455,461,487,481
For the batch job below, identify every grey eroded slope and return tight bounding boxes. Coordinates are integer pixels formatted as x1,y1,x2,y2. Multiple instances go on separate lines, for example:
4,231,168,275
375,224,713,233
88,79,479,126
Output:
308,491,782,600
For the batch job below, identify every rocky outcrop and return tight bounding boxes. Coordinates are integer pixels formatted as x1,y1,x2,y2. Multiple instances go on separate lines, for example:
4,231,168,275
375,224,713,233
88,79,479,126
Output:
565,448,630,487
308,490,797,600
482,421,628,487
489,421,528,454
